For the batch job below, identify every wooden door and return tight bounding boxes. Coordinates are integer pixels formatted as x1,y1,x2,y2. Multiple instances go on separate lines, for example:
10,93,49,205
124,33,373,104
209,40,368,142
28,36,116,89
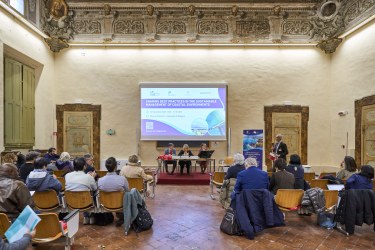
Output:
360,103,375,167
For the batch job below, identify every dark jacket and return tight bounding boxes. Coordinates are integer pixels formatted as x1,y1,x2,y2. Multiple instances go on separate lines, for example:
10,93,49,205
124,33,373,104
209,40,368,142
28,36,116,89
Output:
26,169,62,192
18,162,34,183
0,164,34,220
234,167,269,193
272,141,288,160
301,188,326,213
345,174,373,190
233,189,285,239
285,164,305,189
335,189,375,234
224,164,245,180
269,170,295,195
55,160,74,172
44,153,59,164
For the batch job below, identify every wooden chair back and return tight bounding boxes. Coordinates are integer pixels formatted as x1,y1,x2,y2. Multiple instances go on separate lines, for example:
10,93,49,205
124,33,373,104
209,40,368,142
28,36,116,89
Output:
310,179,329,190
304,172,315,184
212,172,225,186
0,213,11,237
33,190,60,211
98,190,124,212
275,189,304,211
33,213,63,242
324,190,339,209
53,170,66,177
127,177,145,192
319,172,336,179
267,172,273,177
57,177,65,191
64,191,95,211
96,170,107,178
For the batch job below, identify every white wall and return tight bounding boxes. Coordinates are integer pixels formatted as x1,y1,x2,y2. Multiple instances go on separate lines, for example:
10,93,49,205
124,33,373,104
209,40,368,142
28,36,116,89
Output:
54,46,331,166
330,19,375,166
0,9,55,150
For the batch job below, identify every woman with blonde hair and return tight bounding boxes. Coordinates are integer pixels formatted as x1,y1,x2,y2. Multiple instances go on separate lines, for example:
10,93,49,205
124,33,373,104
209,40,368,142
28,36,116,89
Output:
178,144,193,175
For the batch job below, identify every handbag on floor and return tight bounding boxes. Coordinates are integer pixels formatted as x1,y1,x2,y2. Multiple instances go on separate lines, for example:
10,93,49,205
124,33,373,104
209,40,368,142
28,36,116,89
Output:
220,207,242,235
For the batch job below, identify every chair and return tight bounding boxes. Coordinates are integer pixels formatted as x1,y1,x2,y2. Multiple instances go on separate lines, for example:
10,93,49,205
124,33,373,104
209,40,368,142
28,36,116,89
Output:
54,170,66,177
32,209,79,250
324,190,339,210
127,177,147,199
144,170,157,199
304,172,316,184
63,191,96,212
95,170,107,178
0,213,11,237
310,179,329,190
209,172,225,200
33,190,62,212
275,189,304,211
57,177,66,191
97,190,124,213
319,172,336,178
267,172,273,177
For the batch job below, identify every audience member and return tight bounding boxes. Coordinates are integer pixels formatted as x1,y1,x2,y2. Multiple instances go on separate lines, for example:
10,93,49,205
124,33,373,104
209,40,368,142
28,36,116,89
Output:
16,152,26,169
26,157,62,192
83,153,98,180
178,144,193,175
19,151,40,183
233,157,269,195
0,229,35,250
224,153,245,180
55,152,74,172
44,147,59,164
120,155,153,196
345,165,374,190
0,163,34,221
65,157,97,225
285,154,305,190
98,157,129,227
269,158,295,194
198,143,209,173
2,152,17,164
164,143,177,175
336,156,357,180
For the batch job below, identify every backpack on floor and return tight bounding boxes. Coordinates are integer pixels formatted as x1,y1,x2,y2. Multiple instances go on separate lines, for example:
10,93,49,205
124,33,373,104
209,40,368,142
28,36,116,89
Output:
94,212,114,226
132,203,153,233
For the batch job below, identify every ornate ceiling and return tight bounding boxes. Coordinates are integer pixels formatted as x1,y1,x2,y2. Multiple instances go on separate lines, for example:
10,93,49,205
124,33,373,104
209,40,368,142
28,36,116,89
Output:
39,0,375,53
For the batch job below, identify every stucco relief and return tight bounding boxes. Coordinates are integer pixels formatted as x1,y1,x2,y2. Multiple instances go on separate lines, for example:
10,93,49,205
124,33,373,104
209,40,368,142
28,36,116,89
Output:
114,20,144,34
365,110,375,122
236,20,270,38
282,20,312,35
74,20,101,34
197,20,228,35
156,20,186,34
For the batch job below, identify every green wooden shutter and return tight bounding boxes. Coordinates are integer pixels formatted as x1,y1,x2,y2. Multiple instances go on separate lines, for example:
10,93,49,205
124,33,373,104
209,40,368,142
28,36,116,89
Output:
4,58,23,145
22,65,35,145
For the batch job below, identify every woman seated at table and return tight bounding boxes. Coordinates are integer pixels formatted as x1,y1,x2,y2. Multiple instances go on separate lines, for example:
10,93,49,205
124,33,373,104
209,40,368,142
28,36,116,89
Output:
198,143,208,174
178,144,193,175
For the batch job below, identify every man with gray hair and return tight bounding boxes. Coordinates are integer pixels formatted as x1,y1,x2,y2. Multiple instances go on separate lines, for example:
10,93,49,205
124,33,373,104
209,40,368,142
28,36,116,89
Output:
224,153,245,180
272,134,288,160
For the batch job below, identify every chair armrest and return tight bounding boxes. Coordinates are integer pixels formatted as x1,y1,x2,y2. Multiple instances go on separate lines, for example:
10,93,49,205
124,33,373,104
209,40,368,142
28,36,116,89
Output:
63,209,80,238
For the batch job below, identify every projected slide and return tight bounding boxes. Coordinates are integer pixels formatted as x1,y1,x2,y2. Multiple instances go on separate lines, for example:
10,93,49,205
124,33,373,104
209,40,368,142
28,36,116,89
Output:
140,84,227,140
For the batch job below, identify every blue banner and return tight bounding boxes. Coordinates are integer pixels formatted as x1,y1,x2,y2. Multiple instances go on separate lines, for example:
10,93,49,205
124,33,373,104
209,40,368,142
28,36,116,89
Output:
243,129,263,170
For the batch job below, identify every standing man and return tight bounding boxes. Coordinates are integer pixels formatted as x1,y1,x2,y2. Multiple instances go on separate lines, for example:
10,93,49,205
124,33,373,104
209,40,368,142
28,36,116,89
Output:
272,134,288,161
164,143,177,175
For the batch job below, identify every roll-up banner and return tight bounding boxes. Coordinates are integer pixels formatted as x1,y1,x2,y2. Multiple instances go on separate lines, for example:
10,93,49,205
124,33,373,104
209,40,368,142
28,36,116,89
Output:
243,129,263,170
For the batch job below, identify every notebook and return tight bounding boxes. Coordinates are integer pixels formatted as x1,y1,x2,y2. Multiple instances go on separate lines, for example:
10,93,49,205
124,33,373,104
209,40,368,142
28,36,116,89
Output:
327,184,345,190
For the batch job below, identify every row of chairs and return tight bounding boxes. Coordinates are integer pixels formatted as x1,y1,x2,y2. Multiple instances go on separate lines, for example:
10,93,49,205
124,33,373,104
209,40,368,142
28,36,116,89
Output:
0,210,79,250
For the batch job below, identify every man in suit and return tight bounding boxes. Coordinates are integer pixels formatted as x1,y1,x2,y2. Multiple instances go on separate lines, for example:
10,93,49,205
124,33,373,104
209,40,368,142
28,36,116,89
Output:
164,143,177,175
272,134,288,160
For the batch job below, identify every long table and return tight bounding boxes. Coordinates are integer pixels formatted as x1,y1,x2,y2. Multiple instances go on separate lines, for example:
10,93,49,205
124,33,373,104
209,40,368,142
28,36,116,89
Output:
158,158,216,173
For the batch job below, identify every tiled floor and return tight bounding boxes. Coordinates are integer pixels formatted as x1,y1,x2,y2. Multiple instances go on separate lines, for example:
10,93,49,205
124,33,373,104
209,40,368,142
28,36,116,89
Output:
31,185,375,250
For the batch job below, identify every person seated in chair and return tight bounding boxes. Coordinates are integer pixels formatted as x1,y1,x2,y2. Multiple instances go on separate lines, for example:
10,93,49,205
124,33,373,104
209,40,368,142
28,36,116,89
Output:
224,153,245,180
178,144,193,175
164,143,177,175
120,155,154,196
0,163,34,221
233,157,269,196
345,165,374,190
65,157,97,225
44,147,59,164
336,156,357,180
99,157,129,226
19,151,40,183
269,158,295,195
26,157,62,193
285,154,305,190
198,143,209,174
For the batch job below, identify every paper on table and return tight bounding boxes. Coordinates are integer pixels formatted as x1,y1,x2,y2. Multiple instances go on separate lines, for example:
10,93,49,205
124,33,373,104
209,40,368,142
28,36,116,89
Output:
5,205,41,243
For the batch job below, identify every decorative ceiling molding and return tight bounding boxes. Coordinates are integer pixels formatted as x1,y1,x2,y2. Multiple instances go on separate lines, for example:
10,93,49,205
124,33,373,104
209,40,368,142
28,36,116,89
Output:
39,0,375,53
